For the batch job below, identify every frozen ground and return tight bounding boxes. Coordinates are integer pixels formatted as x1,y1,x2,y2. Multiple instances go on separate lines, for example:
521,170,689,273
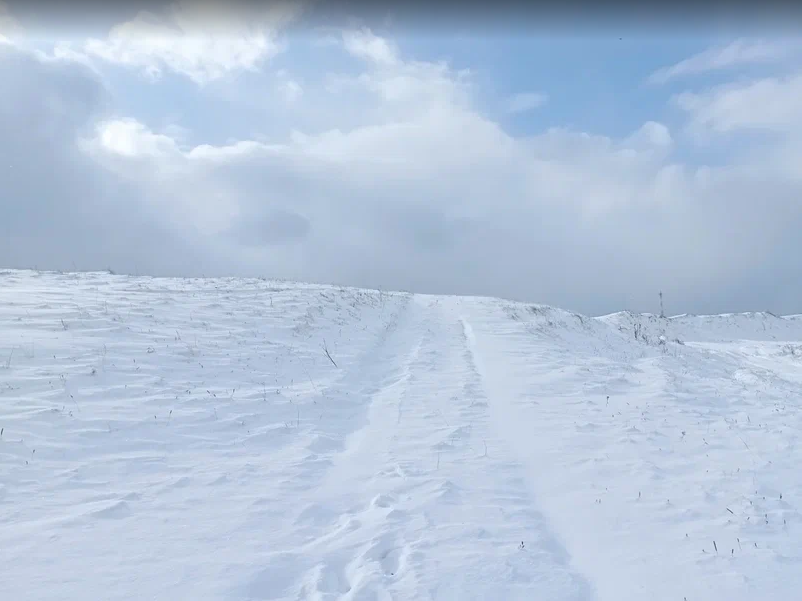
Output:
1,269,802,601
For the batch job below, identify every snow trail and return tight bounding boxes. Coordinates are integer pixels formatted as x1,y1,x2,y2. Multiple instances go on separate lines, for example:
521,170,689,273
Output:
250,296,593,600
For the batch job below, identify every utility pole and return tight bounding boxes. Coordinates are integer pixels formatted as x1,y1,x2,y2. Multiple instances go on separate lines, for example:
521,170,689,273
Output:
659,291,665,318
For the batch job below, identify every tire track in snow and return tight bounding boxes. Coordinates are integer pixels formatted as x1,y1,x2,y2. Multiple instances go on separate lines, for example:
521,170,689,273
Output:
274,293,418,493
262,296,596,600
454,310,597,601
460,298,802,601
239,296,429,600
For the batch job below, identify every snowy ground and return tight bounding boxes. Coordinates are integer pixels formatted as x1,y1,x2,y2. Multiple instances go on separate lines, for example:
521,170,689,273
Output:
2,269,802,601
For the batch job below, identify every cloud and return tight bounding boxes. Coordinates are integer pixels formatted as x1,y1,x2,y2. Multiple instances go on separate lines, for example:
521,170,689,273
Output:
72,0,303,84
623,121,673,150
342,27,400,65
504,92,548,114
675,71,802,141
0,1,22,43
236,209,311,247
0,43,226,276
649,37,802,85
77,30,801,315
4,26,802,315
91,117,181,157
332,27,472,109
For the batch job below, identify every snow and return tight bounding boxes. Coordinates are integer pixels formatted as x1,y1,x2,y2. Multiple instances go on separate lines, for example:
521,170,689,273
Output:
1,269,802,601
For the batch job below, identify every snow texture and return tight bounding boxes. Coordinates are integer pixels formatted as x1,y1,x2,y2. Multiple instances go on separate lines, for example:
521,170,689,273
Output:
1,269,801,600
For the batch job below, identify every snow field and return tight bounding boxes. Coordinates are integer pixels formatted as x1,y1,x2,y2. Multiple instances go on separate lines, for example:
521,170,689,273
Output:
1,270,802,600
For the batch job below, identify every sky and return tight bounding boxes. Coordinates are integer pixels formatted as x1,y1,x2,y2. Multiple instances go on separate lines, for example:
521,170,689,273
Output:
2,1,802,316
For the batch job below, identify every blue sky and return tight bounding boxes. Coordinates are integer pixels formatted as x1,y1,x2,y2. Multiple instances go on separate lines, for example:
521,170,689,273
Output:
2,1,802,315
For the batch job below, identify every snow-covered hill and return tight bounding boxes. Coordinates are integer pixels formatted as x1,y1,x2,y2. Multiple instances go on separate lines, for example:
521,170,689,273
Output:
1,269,801,601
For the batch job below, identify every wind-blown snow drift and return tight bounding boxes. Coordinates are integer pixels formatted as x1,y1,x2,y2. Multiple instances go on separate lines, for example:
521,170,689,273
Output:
1,269,801,601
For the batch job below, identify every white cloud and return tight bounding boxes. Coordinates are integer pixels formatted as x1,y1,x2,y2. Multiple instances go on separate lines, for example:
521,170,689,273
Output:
623,121,673,150
93,118,180,158
73,31,802,314
327,28,473,123
4,29,802,315
342,27,400,65
649,38,802,85
505,92,548,114
73,0,303,84
675,72,802,136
